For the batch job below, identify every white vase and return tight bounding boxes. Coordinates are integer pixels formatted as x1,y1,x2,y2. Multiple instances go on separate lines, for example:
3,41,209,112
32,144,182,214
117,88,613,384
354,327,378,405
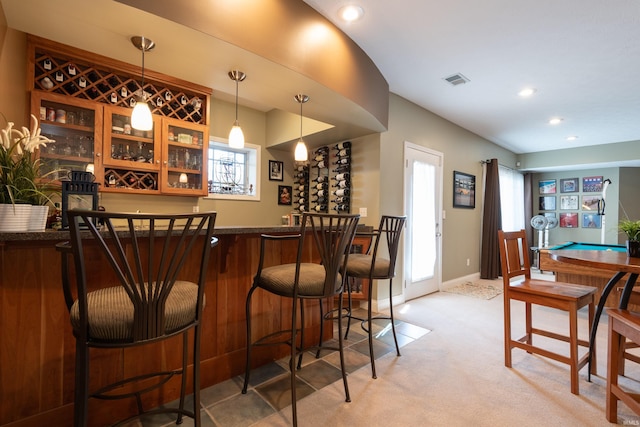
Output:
0,204,32,232
28,205,50,231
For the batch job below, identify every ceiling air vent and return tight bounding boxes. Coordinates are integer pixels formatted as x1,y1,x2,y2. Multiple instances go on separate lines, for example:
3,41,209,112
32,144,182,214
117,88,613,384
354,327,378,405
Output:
443,73,470,86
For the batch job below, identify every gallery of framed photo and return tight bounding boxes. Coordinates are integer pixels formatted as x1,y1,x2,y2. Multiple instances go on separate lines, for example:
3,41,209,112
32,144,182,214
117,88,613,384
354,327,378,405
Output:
560,195,579,210
539,196,556,211
539,179,556,194
583,176,603,192
560,178,579,193
269,160,284,181
583,213,601,229
278,185,292,205
559,212,579,228
453,171,475,209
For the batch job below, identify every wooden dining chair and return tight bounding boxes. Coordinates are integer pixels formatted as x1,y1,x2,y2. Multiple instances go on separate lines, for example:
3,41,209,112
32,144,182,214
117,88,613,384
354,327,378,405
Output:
606,308,640,422
498,229,597,395
58,210,218,427
242,213,360,427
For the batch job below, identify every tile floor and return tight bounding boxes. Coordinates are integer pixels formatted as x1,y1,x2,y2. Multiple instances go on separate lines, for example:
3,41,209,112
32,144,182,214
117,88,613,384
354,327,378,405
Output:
122,308,430,427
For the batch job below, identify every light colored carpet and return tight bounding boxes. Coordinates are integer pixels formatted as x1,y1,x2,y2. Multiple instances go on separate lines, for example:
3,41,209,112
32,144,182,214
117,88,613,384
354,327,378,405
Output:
255,279,640,426
444,281,503,300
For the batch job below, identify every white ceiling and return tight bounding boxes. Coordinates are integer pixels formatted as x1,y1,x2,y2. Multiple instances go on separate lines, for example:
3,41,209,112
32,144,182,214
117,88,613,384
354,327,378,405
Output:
303,0,640,155
3,0,640,159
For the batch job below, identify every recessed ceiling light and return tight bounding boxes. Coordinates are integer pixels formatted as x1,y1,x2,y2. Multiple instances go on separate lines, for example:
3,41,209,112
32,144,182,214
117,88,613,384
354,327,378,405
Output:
549,117,563,125
338,5,364,22
518,88,536,97
566,136,578,141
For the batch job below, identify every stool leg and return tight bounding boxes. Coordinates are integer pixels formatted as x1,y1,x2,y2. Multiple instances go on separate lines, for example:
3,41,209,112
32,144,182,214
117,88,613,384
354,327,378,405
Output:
316,299,324,359
367,277,377,379
569,304,579,395
388,278,401,357
607,319,621,422
74,340,89,427
242,286,257,394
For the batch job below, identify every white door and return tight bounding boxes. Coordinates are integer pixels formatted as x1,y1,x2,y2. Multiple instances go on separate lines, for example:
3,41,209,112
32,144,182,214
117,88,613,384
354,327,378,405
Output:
403,142,443,300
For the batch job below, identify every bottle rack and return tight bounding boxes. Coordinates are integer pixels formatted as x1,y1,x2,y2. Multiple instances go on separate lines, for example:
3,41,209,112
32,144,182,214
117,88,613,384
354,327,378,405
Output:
30,36,208,125
331,141,351,213
294,164,309,213
311,146,330,212
104,168,159,192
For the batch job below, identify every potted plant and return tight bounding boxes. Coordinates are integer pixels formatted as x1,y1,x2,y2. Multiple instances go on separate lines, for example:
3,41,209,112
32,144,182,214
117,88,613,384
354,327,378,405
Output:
0,114,57,231
619,218,640,257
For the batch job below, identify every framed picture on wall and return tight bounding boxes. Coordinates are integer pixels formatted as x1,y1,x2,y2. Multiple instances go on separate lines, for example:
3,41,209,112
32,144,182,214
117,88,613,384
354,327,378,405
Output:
582,195,600,211
539,179,556,194
560,195,579,210
559,212,579,228
583,213,601,229
278,185,292,205
269,160,284,181
583,176,603,192
453,171,475,209
560,178,579,193
539,196,556,210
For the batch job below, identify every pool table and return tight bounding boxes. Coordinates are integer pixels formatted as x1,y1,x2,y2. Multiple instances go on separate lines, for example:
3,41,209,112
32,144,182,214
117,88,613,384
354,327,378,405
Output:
539,241,634,308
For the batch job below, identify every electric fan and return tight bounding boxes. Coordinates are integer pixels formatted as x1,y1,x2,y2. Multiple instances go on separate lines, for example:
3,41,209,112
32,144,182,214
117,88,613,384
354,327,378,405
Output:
530,215,548,249
544,216,558,247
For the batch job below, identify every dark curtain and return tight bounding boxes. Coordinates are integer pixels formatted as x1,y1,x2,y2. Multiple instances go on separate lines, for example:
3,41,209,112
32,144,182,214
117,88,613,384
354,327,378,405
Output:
480,159,502,279
524,173,533,246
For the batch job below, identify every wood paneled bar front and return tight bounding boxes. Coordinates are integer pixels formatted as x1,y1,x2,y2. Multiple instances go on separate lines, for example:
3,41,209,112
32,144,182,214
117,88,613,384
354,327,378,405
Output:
0,226,329,427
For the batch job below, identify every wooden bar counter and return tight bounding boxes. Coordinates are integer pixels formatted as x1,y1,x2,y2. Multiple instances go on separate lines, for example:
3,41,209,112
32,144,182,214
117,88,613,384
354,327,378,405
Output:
0,226,329,426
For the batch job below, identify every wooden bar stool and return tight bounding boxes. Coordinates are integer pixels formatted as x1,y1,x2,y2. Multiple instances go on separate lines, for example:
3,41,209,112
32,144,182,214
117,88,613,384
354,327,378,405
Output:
606,308,640,423
498,229,597,395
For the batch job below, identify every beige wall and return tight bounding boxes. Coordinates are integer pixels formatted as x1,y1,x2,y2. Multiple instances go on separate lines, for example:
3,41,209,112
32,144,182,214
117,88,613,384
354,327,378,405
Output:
376,94,517,300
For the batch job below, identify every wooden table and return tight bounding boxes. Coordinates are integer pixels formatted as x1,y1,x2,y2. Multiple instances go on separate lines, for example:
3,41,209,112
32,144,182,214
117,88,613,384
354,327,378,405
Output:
549,249,640,379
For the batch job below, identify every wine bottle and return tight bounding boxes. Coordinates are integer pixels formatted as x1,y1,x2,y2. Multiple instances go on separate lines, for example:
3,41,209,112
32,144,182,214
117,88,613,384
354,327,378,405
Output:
332,204,349,212
298,185,305,191
335,172,349,181
316,160,327,169
311,196,327,204
298,191,306,198
313,204,327,212
297,198,306,205
297,205,306,212
332,196,346,204
314,183,328,190
336,148,351,157
296,165,307,172
315,146,329,155
334,141,351,150
313,189,326,197
313,154,325,162
313,175,327,183
333,158,349,165
332,167,350,175
332,180,349,189
332,188,349,197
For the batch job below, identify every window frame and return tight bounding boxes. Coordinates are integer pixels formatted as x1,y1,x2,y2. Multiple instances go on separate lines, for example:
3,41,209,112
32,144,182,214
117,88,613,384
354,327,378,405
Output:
204,137,261,201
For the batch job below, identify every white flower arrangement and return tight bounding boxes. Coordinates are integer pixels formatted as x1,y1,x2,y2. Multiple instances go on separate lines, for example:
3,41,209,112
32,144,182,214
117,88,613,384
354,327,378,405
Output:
0,114,57,205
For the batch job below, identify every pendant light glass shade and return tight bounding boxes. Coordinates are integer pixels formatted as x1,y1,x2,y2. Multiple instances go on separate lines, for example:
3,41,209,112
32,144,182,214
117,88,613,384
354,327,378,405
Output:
294,94,309,161
130,36,155,131
131,99,153,131
228,70,246,149
294,139,308,161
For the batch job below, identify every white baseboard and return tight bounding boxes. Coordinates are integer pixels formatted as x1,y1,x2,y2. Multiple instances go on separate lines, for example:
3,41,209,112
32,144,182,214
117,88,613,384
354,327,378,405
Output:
440,272,481,291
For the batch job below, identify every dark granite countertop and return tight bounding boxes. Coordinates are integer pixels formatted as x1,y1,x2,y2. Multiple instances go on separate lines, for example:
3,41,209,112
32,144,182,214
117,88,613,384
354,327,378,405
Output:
0,226,302,242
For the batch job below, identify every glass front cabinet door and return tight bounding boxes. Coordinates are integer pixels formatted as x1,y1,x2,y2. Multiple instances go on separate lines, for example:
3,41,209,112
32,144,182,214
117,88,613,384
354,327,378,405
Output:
102,105,161,194
161,117,207,196
31,91,103,183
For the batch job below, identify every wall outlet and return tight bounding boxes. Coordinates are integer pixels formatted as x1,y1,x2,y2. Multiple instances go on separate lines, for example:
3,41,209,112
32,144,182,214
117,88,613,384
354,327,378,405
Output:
466,258,470,266
359,207,367,218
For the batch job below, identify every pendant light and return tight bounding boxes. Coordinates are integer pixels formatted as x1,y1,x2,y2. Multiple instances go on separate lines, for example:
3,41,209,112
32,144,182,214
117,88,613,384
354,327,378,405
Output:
294,94,309,161
228,70,246,149
130,36,155,131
